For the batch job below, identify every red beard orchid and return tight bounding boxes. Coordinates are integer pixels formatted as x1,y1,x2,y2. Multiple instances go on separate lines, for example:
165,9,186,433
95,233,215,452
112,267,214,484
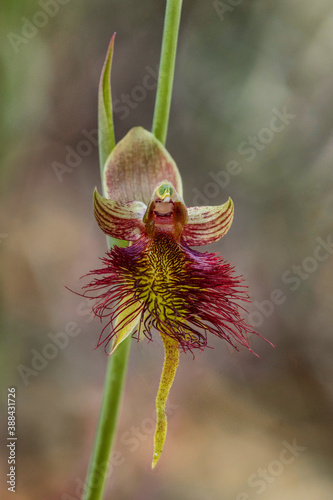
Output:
72,32,273,474
80,126,270,467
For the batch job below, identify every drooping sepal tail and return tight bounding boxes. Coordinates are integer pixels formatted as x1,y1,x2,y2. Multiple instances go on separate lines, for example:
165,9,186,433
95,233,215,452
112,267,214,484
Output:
152,333,179,468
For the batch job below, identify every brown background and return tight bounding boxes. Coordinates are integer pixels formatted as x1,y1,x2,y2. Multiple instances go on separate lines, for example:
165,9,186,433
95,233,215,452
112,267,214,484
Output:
1,1,333,499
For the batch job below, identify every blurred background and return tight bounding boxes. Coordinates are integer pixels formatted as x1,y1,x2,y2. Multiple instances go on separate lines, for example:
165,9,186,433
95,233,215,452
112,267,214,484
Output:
1,1,333,499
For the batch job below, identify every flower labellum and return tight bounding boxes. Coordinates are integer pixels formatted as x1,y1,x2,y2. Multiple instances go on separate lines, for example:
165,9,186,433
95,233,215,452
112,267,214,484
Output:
81,126,272,468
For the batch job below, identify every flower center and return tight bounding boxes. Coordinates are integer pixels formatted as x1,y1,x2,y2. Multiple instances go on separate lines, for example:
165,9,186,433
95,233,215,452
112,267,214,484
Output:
133,233,188,323
153,199,174,217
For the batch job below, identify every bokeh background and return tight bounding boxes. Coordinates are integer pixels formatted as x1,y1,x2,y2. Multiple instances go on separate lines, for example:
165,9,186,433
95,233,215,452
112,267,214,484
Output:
1,1,333,499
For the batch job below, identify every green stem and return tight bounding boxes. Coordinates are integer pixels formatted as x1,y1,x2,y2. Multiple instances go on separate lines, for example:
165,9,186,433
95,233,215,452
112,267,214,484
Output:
82,336,131,500
152,0,183,145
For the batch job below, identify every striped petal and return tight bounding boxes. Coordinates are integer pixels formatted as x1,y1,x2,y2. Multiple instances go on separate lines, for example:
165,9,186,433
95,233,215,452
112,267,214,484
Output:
93,188,146,241
182,197,234,246
103,127,183,204
110,297,142,354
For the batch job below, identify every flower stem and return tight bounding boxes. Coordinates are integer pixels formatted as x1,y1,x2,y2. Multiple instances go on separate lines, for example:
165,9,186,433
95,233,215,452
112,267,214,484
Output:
82,335,131,500
152,0,183,145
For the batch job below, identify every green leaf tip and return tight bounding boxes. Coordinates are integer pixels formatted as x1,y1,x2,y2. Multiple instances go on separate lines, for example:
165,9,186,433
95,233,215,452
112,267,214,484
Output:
98,34,116,176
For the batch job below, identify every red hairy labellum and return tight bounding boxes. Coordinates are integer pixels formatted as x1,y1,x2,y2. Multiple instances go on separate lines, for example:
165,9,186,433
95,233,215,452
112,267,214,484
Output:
82,232,259,355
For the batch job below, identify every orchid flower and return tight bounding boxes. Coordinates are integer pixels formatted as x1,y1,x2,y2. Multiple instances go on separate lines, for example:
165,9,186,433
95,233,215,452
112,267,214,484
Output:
81,126,269,467
76,19,272,488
